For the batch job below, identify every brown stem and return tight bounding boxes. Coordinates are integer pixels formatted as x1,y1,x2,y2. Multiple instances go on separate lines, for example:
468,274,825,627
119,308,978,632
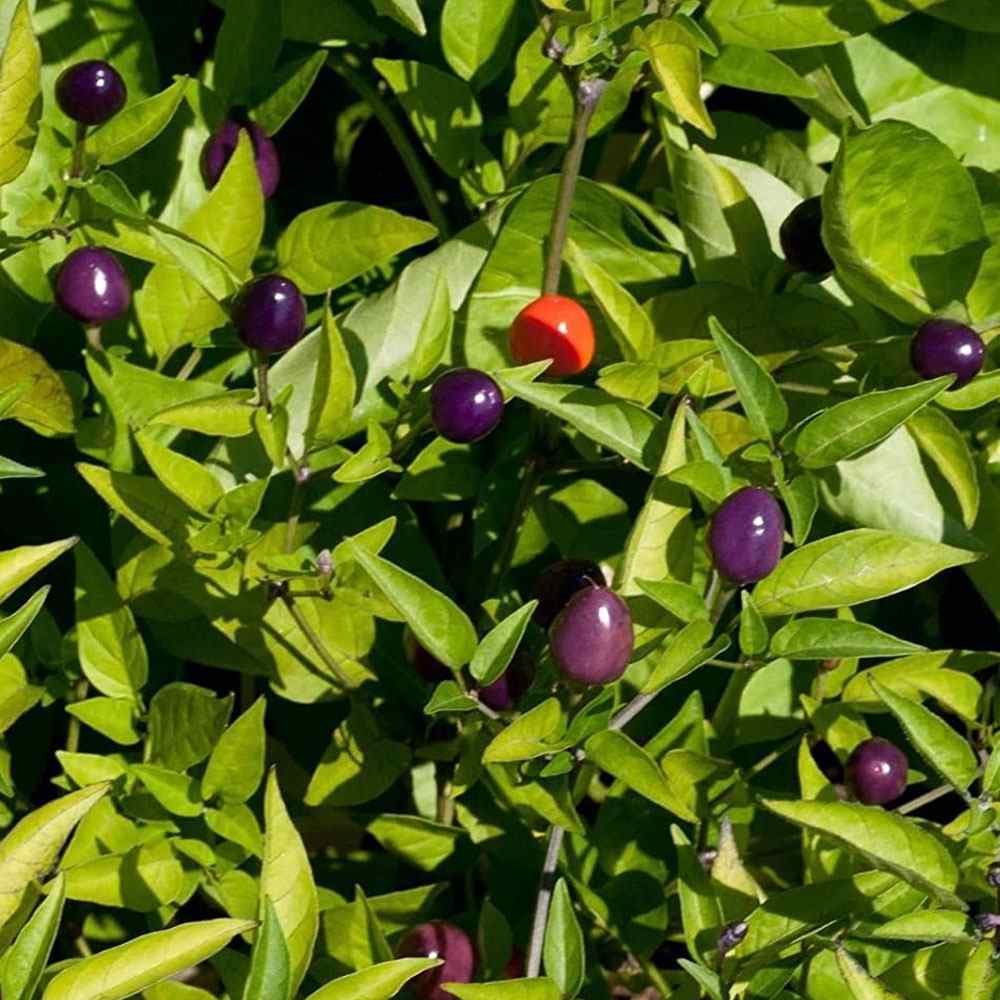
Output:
255,353,271,412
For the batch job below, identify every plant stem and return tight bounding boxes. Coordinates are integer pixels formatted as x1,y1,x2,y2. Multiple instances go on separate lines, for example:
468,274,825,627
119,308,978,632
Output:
255,353,271,412
280,590,351,687
71,122,87,179
65,679,89,753
526,824,566,977
542,80,606,295
608,689,657,733
175,347,202,381
85,325,103,353
897,783,956,816
329,55,450,240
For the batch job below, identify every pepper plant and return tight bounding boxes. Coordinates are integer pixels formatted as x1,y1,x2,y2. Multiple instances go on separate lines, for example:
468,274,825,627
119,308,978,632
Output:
0,1,996,999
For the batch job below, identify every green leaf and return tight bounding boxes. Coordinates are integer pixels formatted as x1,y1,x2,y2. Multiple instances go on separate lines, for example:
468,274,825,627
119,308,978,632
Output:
869,677,979,792
469,601,537,685
779,474,819,546
147,683,233,772
302,958,442,1000
367,815,465,871
445,982,560,1000
678,960,723,1000
243,897,290,1000
496,378,657,471
305,699,411,807
306,303,356,450
636,580,707,623
596,362,660,408
61,837,184,911
672,824,723,967
214,0,281,103
704,45,817,98
738,591,769,657
871,910,974,943
2,872,64,1000
344,542,476,670
277,201,438,295
585,730,695,821
408,269,452,383
131,765,202,817
822,120,987,322
261,770,319,994
795,379,951,469
371,0,426,35
441,0,518,87
0,539,72,611
0,783,107,930
88,75,188,166
543,879,585,1000
962,940,1000,1000
761,798,962,907
836,946,906,1000
203,697,267,804
395,437,481,502
0,0,39,186
136,433,225,515
709,316,787,442
0,586,47,660
41,918,255,1000
641,20,715,138
482,698,566,764
752,529,980,616
565,238,655,361
907,406,979,529
66,697,139,745
150,392,256,437
641,620,717,695
0,340,74,436
770,619,925,660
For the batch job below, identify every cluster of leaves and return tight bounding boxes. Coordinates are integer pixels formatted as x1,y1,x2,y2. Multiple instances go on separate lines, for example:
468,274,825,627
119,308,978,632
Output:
0,0,995,999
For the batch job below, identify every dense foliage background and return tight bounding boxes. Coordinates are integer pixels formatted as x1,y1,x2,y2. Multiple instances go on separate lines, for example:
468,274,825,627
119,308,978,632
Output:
0,0,997,998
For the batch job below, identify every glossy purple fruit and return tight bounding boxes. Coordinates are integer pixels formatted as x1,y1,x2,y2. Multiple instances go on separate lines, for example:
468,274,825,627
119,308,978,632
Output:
779,196,833,276
430,369,504,444
910,318,985,389
846,738,908,806
55,60,127,125
201,119,281,198
403,630,451,684
708,487,785,586
478,652,533,711
397,921,476,1000
233,274,306,354
55,246,131,325
550,586,634,686
533,559,606,628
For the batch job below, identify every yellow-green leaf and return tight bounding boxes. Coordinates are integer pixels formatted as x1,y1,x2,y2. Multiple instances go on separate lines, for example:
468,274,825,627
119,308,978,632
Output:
0,0,40,186
640,21,715,138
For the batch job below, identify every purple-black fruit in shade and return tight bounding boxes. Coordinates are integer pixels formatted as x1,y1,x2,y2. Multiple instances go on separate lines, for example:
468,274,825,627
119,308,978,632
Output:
549,585,634,686
708,487,785,586
397,921,476,1000
533,559,606,628
987,862,1000,888
55,60,127,125
201,119,281,198
846,737,908,806
910,318,985,389
55,247,131,325
403,630,450,684
779,196,833,276
430,368,504,444
718,920,749,956
233,274,307,354
478,652,534,711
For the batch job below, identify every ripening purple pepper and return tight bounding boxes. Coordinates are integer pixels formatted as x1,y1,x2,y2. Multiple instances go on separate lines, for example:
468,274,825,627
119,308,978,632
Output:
430,369,504,444
202,118,281,198
910,318,985,389
478,652,534,711
549,585,634,686
397,921,476,1000
55,247,132,325
533,559,606,628
779,196,834,276
846,738,908,806
55,60,127,125
233,274,307,354
403,630,451,684
708,487,785,586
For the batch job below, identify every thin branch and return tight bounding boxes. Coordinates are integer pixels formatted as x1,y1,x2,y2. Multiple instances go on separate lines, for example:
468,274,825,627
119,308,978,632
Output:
255,353,271,412
897,783,957,816
526,825,566,977
280,590,351,688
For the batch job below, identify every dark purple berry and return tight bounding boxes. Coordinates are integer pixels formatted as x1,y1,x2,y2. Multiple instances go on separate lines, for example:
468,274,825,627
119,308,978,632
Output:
549,585,633,686
233,275,306,354
430,369,504,444
404,630,450,684
718,920,749,956
910,318,985,389
504,948,526,978
55,246,131,325
397,921,476,1000
987,863,1000,888
975,912,1000,934
708,487,785,586
478,652,533,711
533,559,606,628
779,196,833,276
846,738,908,806
55,60,127,125
201,119,280,198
